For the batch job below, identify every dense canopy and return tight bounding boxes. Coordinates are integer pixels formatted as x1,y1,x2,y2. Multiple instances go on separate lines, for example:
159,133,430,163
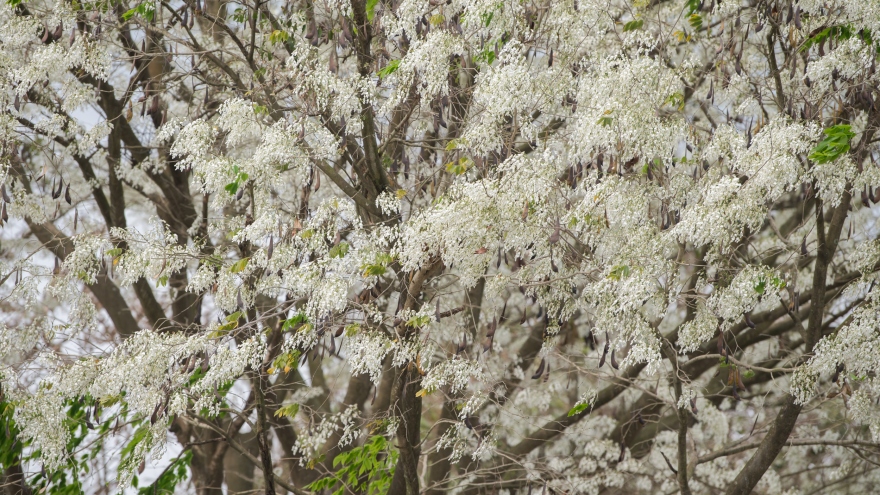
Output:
3,0,880,494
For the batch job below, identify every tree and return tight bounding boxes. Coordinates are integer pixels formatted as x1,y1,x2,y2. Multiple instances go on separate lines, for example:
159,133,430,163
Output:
3,0,880,493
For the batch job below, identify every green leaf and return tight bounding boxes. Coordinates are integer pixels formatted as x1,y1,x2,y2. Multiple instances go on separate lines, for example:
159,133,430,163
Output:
688,14,702,30
329,242,350,258
122,2,155,22
809,125,855,164
664,91,685,110
377,59,400,78
362,264,386,277
754,279,766,294
481,11,494,27
623,19,643,32
274,403,300,418
366,0,379,21
608,264,631,280
597,116,613,127
406,315,432,328
282,313,310,331
230,258,249,273
446,157,471,175
268,30,289,44
567,403,590,417
225,182,239,195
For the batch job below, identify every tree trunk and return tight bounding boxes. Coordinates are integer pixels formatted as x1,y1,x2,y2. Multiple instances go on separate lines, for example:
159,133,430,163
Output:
388,365,423,495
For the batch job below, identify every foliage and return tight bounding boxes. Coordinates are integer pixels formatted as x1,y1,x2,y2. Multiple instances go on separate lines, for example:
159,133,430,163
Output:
306,435,397,495
3,0,880,494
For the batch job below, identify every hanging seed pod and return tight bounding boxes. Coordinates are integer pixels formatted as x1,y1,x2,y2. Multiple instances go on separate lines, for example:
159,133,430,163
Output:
70,27,76,45
832,363,845,384
237,289,245,311
73,208,78,231
548,48,553,67
610,349,619,369
585,330,596,350
734,368,747,391
548,223,560,244
744,312,756,329
690,397,698,414
267,235,274,260
618,442,626,462
236,187,244,201
329,334,336,355
334,325,344,338
531,357,546,379
53,256,61,275
305,18,317,41
64,184,71,204
543,360,550,382
313,170,320,192
661,452,678,474
14,94,20,112
1,185,9,203
51,178,62,199
53,22,63,41
706,79,714,101
793,7,802,30
637,412,645,425
1,202,7,223
482,332,494,352
329,48,338,74
598,334,609,368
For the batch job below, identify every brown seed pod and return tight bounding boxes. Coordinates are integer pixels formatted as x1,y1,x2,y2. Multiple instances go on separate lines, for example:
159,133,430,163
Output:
531,357,546,379
548,223,560,244
598,334,609,368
